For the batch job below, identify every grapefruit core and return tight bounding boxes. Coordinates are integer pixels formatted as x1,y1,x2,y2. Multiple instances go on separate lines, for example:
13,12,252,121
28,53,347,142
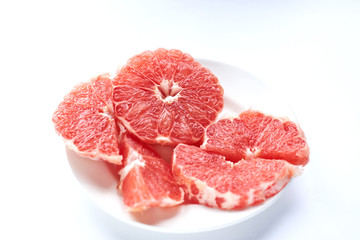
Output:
113,48,224,146
172,144,301,210
201,109,310,166
52,74,124,165
118,134,184,212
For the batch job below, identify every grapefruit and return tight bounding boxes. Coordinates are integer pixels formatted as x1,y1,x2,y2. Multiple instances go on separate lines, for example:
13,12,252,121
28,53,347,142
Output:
52,74,124,164
172,144,301,210
52,49,309,213
113,48,224,146
201,109,310,166
118,133,184,211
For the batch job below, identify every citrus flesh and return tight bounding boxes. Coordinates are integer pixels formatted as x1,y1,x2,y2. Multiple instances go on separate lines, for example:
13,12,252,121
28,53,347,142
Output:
201,110,310,166
118,134,184,211
52,49,310,213
52,74,123,164
113,48,224,146
172,144,300,210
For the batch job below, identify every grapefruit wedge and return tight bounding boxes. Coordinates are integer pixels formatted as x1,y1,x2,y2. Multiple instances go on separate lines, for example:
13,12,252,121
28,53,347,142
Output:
172,144,301,210
113,48,224,146
118,134,184,211
52,74,124,164
201,110,310,166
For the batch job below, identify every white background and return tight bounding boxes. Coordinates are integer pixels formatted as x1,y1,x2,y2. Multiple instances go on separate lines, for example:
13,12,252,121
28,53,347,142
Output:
1,0,359,239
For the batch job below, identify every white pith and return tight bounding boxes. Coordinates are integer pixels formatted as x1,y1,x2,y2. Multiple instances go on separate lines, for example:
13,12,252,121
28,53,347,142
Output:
155,135,172,143
245,147,261,159
119,150,145,184
154,79,182,104
190,179,241,209
98,105,113,118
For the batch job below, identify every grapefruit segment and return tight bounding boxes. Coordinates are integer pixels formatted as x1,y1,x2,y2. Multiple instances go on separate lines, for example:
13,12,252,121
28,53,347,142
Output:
113,48,224,146
172,144,301,210
52,74,123,164
118,134,184,211
201,110,310,166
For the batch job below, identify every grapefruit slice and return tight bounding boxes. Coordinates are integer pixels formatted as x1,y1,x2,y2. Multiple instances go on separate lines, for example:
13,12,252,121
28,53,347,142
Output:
52,74,124,164
118,134,184,211
201,109,310,166
113,48,224,146
172,144,301,210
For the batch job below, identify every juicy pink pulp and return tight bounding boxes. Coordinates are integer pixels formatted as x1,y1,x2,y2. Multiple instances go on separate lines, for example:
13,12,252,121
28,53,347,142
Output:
112,48,224,146
202,110,310,166
173,144,301,210
52,74,123,164
118,134,184,211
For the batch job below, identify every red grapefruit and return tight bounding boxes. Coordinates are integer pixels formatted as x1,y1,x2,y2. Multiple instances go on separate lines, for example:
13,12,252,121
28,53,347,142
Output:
52,74,124,164
113,48,224,146
52,49,310,213
201,109,309,166
172,144,301,210
118,134,184,211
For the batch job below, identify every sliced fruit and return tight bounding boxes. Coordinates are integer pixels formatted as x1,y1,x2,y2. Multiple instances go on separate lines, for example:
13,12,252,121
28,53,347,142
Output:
172,144,301,210
201,109,310,166
52,74,123,164
113,48,224,146
118,134,184,211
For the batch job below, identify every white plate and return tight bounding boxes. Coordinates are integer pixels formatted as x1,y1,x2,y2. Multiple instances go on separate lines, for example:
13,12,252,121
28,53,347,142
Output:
67,59,296,236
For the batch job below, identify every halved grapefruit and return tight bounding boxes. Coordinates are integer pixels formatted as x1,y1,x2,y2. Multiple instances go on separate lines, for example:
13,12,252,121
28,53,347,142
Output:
172,144,301,210
201,109,310,166
118,133,184,211
113,48,224,146
52,74,124,164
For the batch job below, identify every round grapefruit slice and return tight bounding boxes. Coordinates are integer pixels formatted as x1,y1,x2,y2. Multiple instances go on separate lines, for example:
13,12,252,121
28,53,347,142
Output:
201,109,310,166
172,144,301,210
118,133,184,211
52,74,124,164
113,48,224,146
